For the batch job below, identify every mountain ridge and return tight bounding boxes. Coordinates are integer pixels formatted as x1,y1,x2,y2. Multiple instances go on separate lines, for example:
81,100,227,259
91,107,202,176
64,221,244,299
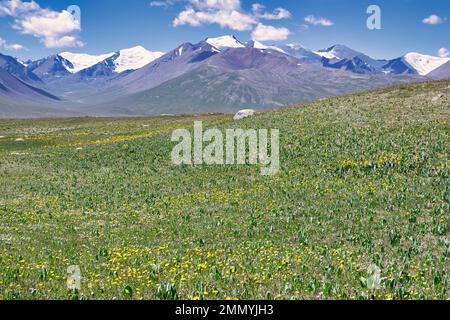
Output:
0,35,449,118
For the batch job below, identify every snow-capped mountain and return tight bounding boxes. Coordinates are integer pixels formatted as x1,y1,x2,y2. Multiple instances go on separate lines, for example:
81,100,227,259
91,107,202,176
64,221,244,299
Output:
23,39,450,82
315,49,338,60
402,52,450,76
381,57,417,75
314,45,450,76
246,40,286,54
75,46,165,78
381,53,450,76
280,43,322,63
87,40,222,100
26,54,73,79
205,35,245,51
315,45,387,74
29,46,165,79
315,45,381,64
324,56,383,74
59,52,116,73
113,46,165,73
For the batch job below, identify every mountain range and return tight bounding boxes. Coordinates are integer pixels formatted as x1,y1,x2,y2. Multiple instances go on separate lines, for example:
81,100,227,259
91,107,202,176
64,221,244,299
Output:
0,35,449,118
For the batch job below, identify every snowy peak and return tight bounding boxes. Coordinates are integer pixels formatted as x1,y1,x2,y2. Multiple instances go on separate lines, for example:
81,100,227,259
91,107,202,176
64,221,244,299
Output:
246,40,286,54
315,45,361,60
173,43,194,57
314,49,337,60
314,44,389,74
279,43,322,63
58,51,115,73
205,35,245,51
285,43,303,50
403,52,450,76
58,46,165,74
114,46,165,73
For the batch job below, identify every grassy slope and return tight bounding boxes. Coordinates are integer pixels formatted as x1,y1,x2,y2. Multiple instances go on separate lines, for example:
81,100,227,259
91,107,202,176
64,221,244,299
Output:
0,80,448,300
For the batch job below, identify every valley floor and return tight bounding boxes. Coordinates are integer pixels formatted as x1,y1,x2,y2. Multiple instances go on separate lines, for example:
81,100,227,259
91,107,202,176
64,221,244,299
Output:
0,80,449,300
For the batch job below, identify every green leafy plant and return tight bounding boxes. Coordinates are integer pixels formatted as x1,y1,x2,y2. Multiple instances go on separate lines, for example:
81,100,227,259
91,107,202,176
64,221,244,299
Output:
360,264,383,290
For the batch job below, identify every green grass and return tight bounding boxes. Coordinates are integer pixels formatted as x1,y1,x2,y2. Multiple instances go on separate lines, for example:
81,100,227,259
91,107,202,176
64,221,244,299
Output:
0,80,449,300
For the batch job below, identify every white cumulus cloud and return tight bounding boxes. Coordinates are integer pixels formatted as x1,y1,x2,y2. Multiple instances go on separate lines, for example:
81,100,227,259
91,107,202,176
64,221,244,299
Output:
0,0,38,16
0,37,25,50
190,0,240,10
0,0,84,48
304,15,334,27
438,48,449,58
14,9,83,48
149,0,176,8
251,23,290,41
252,3,291,20
171,0,291,41
173,0,256,31
173,7,256,31
422,14,444,25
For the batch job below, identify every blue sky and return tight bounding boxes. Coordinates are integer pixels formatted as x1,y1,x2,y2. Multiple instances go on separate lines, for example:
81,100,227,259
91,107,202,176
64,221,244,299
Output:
0,0,449,60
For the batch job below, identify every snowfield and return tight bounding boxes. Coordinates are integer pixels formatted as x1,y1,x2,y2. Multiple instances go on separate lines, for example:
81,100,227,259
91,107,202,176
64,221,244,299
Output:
59,52,115,73
206,35,245,50
114,46,165,73
403,52,450,76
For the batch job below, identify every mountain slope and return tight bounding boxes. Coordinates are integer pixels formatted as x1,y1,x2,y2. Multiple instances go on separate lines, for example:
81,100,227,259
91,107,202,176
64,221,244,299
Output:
427,61,450,80
381,57,417,75
0,68,76,118
0,53,42,84
0,68,59,102
323,56,381,74
27,55,73,80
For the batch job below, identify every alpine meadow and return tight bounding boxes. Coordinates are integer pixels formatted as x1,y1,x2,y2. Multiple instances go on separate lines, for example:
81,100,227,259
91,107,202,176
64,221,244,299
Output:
0,80,448,300
1,0,450,306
